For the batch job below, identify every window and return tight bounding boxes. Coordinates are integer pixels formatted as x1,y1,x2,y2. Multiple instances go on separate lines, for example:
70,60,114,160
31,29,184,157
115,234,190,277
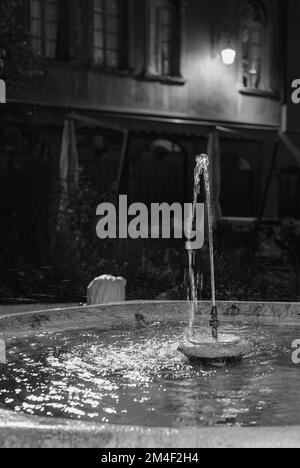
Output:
146,0,181,78
92,0,127,69
73,1,86,61
30,0,59,58
241,0,269,91
156,7,174,76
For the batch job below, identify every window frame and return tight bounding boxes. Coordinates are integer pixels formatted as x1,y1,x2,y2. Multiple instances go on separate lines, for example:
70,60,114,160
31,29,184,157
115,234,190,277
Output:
241,18,265,90
239,0,276,98
30,0,60,59
29,0,75,61
144,0,184,83
89,0,129,71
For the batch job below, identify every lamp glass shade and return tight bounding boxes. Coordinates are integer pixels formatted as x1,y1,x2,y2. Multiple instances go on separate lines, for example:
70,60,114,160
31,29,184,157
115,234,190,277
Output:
221,47,236,65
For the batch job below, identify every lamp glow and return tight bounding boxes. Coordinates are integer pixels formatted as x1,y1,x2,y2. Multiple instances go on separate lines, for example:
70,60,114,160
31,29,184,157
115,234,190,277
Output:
221,47,236,66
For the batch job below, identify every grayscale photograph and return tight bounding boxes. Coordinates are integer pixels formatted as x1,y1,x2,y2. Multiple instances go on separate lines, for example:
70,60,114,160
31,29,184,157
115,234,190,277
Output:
0,0,299,451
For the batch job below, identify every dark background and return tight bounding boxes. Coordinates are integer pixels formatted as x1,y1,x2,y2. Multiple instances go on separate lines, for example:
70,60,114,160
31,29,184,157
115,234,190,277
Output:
1,0,300,304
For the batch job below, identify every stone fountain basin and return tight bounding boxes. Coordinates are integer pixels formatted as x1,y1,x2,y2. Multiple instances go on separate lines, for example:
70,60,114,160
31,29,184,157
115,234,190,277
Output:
0,300,300,448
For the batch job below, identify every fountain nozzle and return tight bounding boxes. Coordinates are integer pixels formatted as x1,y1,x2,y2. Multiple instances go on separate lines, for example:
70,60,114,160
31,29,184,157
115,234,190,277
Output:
210,306,220,341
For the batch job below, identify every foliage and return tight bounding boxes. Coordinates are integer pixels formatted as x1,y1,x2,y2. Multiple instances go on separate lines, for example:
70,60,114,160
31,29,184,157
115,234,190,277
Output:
274,219,300,264
2,180,300,304
0,0,44,90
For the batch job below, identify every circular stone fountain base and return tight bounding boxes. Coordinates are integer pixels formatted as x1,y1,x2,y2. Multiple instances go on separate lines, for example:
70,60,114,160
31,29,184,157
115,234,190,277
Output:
178,335,251,366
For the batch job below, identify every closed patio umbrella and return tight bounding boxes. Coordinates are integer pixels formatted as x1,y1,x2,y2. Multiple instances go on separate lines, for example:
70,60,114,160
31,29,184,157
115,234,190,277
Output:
59,119,79,187
58,120,79,232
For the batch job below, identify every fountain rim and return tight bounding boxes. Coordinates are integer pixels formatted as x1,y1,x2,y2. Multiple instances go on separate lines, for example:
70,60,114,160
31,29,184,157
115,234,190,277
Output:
0,297,299,343
0,405,299,448
1,299,300,325
0,300,300,339
2,299,300,316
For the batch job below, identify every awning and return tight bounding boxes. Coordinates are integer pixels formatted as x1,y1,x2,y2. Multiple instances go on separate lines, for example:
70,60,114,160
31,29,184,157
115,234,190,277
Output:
6,98,280,142
69,111,279,142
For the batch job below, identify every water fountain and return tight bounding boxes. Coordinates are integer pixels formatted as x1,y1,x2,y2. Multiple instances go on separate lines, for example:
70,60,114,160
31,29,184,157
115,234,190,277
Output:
178,154,251,365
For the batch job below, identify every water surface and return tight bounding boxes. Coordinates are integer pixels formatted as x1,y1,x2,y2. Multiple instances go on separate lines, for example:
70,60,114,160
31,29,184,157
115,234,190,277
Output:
0,323,299,428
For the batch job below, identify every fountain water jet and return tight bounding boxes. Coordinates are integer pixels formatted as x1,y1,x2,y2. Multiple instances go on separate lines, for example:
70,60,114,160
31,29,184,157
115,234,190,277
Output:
178,154,251,365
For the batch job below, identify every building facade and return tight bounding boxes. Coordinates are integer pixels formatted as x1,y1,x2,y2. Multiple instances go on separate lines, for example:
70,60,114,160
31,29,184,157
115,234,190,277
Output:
2,0,300,226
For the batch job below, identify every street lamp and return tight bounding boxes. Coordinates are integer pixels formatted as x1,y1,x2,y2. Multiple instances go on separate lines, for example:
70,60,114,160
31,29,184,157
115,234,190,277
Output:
212,26,236,66
221,46,236,66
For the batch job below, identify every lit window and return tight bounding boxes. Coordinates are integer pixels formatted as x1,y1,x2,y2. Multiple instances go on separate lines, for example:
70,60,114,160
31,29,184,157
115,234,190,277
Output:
30,0,59,59
92,0,122,68
241,0,268,91
147,0,181,77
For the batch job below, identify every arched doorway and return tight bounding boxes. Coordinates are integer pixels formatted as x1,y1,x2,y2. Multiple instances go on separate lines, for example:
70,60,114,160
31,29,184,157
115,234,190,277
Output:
221,154,255,217
77,130,122,197
279,167,300,220
129,139,187,205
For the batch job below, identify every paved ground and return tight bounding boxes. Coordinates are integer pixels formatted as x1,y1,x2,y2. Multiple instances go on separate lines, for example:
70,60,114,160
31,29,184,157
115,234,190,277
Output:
0,304,77,316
